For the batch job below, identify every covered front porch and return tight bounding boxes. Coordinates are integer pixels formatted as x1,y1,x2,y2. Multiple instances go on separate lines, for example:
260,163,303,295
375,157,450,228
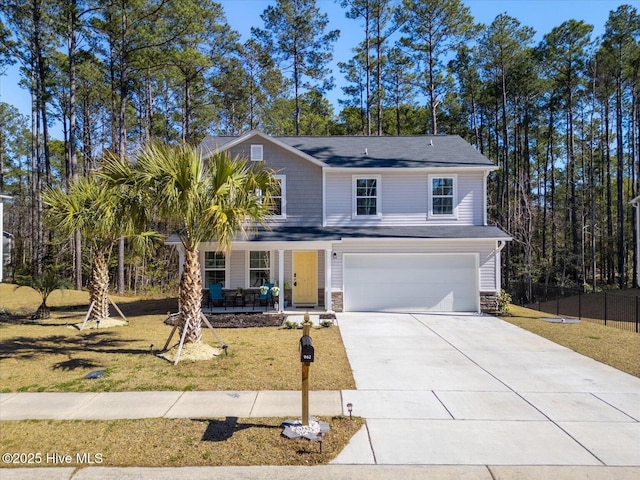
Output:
174,238,337,313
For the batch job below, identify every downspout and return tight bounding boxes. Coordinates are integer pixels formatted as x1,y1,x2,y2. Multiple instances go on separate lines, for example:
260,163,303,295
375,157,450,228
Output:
483,170,489,225
495,240,507,292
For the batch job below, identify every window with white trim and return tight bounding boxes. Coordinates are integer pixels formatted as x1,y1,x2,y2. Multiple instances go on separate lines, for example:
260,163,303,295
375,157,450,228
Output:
429,175,456,217
249,251,270,286
204,252,226,287
271,175,286,217
353,176,381,217
250,144,263,161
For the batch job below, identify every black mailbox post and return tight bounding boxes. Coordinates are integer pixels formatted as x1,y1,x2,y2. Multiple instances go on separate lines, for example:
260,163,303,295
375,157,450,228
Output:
300,316,314,426
300,335,314,363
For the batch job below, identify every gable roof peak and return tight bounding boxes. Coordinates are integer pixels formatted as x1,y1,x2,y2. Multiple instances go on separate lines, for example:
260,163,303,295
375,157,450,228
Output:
199,132,495,169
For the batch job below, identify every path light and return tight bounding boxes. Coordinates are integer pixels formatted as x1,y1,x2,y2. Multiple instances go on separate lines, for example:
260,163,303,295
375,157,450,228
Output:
346,402,353,420
96,320,100,329
317,431,324,453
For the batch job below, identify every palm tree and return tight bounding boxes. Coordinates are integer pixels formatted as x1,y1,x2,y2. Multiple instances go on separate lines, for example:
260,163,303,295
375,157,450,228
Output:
42,176,133,322
101,143,276,346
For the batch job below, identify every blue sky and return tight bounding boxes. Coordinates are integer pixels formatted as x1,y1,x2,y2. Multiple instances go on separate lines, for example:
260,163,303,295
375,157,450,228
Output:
0,0,627,138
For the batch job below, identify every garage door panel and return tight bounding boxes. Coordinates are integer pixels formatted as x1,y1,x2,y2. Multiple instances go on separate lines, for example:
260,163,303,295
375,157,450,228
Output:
344,254,478,312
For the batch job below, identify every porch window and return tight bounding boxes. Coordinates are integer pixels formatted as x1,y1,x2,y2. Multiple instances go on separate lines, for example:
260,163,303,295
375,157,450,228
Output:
429,176,456,218
204,252,225,287
249,251,270,286
353,176,381,217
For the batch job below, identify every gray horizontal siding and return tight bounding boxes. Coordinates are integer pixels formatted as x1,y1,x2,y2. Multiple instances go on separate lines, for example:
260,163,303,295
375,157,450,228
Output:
227,140,323,227
325,171,484,226
457,172,484,224
229,251,245,288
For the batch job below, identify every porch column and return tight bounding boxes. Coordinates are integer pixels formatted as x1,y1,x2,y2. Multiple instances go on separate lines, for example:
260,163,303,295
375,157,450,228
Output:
278,249,285,312
178,245,185,278
325,248,333,312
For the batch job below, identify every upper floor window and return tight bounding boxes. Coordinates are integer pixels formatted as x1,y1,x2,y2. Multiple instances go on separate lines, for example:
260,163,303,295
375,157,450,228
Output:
353,176,381,217
429,175,457,218
249,251,270,286
251,144,263,161
271,175,286,218
204,252,226,287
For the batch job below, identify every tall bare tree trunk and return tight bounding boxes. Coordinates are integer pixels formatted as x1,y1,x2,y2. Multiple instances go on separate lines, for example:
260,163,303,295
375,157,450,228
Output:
615,76,625,288
68,0,82,290
116,7,128,295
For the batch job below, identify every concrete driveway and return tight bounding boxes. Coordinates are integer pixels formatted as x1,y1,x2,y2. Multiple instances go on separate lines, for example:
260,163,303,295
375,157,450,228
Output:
332,312,640,466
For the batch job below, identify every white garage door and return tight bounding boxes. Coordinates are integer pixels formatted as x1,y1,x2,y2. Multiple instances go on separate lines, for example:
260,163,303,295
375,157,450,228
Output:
343,253,479,312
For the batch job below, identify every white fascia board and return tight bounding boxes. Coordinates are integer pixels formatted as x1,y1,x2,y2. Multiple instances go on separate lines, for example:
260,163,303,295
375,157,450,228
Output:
326,165,498,173
339,236,512,243
204,130,327,168
201,240,336,251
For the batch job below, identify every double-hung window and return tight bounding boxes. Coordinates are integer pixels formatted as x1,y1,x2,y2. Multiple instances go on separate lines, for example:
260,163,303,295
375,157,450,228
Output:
271,175,286,218
204,252,226,287
249,251,270,287
353,176,381,218
429,175,456,218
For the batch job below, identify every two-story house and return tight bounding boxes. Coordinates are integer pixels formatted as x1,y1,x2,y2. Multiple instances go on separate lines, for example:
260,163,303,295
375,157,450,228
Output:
167,130,511,313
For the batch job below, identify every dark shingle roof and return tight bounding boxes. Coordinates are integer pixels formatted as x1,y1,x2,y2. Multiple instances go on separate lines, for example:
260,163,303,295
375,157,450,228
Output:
166,225,511,244
199,133,495,168
275,135,494,168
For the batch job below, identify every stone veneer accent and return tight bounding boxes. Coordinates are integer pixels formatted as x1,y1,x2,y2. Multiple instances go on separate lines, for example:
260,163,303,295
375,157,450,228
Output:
331,291,344,312
330,291,497,314
480,291,499,313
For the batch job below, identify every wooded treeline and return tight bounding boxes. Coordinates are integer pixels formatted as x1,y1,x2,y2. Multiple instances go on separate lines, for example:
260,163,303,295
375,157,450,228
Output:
1,0,638,294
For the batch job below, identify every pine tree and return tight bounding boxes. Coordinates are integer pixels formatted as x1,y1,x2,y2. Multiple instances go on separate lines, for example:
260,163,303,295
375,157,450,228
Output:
252,0,339,136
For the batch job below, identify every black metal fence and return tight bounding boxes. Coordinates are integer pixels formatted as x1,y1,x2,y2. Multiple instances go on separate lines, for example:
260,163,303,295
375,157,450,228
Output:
508,282,640,334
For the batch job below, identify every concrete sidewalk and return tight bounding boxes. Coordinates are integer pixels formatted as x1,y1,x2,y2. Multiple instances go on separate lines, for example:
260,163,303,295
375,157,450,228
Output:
3,465,640,480
0,390,342,421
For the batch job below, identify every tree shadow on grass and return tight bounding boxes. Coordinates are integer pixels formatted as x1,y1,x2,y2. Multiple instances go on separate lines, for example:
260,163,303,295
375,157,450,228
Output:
0,330,150,362
52,358,103,371
198,417,280,442
114,297,179,317
1,297,179,325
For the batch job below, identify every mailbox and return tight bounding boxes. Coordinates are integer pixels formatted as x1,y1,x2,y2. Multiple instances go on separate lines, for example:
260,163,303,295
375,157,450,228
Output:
300,335,314,363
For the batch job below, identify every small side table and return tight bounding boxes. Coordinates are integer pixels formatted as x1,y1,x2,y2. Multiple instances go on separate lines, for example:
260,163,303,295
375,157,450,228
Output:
232,294,245,308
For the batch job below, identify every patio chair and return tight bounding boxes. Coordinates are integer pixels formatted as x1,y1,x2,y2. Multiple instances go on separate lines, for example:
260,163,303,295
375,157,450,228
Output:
208,283,226,310
253,283,274,310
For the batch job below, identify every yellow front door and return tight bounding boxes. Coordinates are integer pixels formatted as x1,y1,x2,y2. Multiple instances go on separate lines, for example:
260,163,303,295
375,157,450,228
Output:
293,251,318,305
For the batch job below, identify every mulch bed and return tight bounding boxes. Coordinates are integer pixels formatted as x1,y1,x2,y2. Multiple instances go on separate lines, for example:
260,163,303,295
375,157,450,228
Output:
205,313,285,328
164,310,337,329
